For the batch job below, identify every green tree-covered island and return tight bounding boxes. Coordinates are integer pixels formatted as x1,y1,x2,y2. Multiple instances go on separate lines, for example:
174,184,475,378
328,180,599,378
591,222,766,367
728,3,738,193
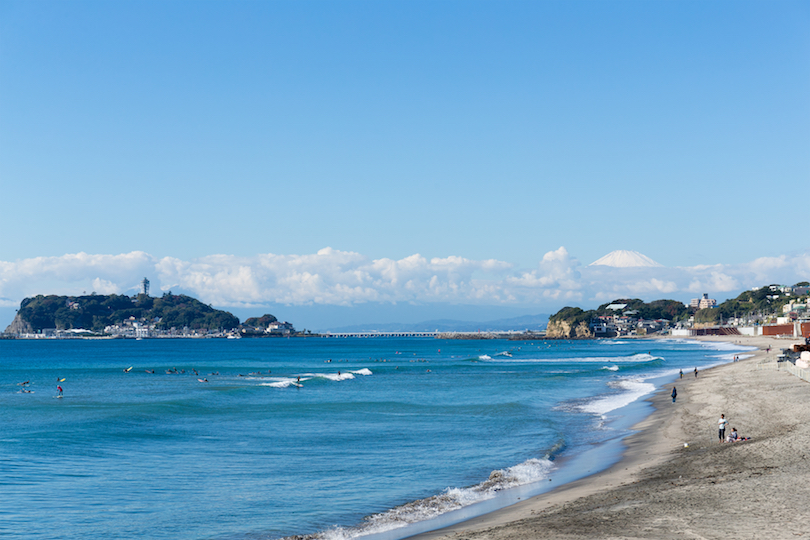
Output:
3,293,300,339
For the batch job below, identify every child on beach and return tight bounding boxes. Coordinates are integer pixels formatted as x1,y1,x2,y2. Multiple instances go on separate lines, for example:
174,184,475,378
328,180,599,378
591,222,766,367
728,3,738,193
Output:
728,427,751,442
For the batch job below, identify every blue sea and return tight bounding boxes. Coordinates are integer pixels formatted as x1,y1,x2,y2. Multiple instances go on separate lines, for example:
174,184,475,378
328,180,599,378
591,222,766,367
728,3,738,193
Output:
0,337,755,540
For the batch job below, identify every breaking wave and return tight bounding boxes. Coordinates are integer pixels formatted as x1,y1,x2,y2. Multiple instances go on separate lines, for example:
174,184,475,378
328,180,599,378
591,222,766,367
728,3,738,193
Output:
261,369,372,388
477,353,660,364
578,378,656,416
295,457,555,540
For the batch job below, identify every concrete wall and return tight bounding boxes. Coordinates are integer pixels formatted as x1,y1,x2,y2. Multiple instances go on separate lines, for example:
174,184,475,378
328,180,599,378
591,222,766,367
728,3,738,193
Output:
758,361,810,383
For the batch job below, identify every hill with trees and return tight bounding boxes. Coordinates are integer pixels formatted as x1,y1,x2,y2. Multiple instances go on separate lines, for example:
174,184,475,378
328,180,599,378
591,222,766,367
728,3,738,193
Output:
547,281,810,337
694,282,810,325
547,298,688,338
6,293,240,334
242,314,278,329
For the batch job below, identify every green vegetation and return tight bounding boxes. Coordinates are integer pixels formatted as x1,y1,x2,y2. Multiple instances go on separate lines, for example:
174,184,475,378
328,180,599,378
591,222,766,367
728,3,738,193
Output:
17,293,240,333
713,284,801,320
549,281,809,334
549,298,688,326
693,308,719,324
548,306,592,327
243,314,278,328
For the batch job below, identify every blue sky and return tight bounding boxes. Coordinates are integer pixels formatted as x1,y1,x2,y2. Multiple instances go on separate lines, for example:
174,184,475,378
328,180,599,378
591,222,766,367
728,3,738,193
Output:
1,1,808,329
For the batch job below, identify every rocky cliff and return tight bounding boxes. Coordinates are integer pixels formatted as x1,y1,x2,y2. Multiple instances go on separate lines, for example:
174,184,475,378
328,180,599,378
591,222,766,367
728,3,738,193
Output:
545,320,593,339
4,313,33,335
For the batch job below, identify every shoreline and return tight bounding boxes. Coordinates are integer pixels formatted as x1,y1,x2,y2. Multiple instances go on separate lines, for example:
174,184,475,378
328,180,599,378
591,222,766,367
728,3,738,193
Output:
407,334,810,540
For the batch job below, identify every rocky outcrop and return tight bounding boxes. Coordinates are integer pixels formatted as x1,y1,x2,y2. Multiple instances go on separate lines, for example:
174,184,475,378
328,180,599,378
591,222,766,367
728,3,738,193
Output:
545,320,593,339
4,313,33,335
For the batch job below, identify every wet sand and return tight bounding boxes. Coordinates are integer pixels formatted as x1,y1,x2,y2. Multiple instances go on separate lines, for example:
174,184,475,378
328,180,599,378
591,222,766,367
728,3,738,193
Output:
410,335,810,540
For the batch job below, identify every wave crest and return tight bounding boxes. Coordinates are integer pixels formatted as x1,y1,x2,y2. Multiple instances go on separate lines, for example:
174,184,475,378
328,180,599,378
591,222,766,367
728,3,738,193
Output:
302,458,554,540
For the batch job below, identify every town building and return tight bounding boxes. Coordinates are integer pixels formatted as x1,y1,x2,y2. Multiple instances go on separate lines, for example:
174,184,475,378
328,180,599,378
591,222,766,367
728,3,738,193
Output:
690,293,717,309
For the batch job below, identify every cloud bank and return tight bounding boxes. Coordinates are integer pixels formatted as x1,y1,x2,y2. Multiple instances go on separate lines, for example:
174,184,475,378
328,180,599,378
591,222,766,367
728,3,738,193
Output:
1,247,809,310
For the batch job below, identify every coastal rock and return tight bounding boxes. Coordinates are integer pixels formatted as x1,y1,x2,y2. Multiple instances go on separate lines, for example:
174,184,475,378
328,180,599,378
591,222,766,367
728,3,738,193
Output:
4,313,32,335
546,320,593,339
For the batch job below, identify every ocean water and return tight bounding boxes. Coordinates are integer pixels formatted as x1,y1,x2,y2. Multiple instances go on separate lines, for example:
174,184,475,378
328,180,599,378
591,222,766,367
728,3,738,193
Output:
0,337,754,540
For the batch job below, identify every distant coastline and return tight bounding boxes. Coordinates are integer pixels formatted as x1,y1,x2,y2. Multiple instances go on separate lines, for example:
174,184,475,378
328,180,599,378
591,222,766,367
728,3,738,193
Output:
2,293,309,340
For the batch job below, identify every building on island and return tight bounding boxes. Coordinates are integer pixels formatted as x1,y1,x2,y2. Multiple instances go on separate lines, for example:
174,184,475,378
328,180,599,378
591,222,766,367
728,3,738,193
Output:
267,321,295,335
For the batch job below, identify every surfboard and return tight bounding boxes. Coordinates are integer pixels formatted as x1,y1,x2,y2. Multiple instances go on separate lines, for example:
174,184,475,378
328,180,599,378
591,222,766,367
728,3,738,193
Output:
58,378,66,382
124,367,133,372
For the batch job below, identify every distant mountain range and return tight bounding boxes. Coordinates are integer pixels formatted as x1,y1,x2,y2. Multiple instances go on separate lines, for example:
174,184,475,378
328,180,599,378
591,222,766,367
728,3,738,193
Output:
325,313,549,333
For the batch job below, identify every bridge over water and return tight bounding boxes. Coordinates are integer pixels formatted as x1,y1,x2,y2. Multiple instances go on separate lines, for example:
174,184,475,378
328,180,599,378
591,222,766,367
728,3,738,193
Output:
322,332,440,338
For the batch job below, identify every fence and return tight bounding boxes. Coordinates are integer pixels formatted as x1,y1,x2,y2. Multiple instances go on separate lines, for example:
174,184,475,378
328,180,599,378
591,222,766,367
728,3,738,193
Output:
757,361,810,383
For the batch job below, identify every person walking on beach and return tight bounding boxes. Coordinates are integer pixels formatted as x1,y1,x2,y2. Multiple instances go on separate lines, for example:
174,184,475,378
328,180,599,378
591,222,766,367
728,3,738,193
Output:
679,369,683,379
718,414,728,442
671,387,677,403
694,367,698,378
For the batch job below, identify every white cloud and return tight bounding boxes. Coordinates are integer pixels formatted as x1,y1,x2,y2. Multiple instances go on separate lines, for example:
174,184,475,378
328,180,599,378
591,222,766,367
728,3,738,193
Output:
0,248,809,311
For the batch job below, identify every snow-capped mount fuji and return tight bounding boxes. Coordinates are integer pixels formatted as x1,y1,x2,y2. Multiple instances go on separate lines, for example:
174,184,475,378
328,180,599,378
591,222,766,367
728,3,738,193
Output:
589,250,662,268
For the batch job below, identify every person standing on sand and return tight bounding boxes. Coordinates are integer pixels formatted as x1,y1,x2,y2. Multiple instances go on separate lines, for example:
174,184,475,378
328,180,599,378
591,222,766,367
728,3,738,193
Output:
679,369,683,379
719,414,728,442
671,387,677,403
694,367,698,378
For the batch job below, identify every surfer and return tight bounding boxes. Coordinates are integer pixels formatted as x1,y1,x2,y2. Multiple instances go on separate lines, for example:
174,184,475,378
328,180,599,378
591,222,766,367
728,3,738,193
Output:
57,385,63,396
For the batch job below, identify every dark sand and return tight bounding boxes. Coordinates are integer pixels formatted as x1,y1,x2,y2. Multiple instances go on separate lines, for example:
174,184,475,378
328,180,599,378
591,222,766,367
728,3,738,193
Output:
410,335,810,540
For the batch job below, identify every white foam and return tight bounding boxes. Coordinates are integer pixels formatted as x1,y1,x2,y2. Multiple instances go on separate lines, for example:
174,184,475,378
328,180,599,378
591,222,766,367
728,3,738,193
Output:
304,372,356,381
661,338,756,353
601,365,619,371
312,458,555,539
351,368,373,376
579,378,656,416
262,378,305,388
477,353,659,364
478,355,491,360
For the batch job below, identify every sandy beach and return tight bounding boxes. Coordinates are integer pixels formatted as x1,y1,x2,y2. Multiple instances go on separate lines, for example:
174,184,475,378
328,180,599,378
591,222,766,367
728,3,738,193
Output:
411,335,810,540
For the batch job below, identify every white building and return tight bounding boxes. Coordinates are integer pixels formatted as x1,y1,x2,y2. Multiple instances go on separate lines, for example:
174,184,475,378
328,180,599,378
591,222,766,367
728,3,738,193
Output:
267,321,295,335
691,293,717,309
